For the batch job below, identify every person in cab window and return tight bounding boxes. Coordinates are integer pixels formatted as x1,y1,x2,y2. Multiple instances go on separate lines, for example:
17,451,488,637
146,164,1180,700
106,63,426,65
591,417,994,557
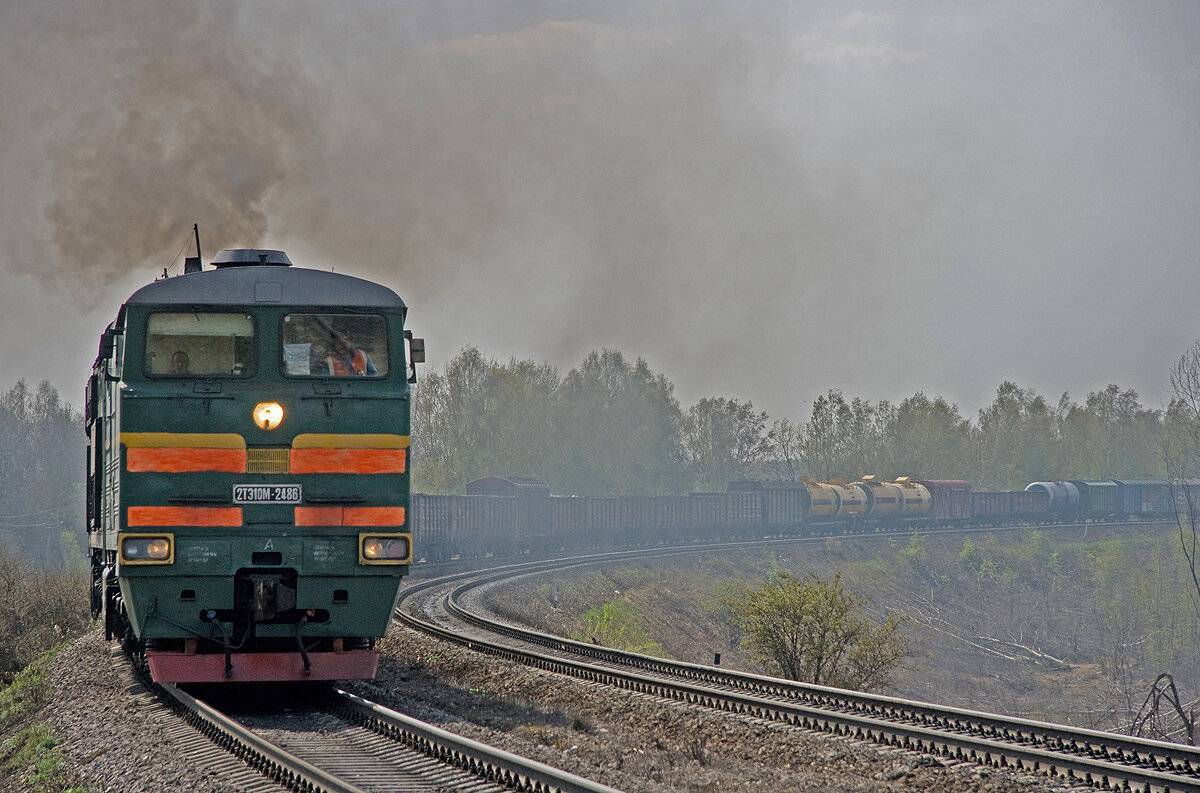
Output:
171,350,190,374
327,332,377,376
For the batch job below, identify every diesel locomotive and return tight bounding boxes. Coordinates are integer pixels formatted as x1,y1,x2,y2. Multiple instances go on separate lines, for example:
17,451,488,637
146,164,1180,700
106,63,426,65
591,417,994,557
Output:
87,249,423,683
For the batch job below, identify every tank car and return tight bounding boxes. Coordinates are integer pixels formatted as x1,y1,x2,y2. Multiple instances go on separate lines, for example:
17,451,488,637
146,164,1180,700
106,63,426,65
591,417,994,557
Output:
855,475,906,519
86,249,424,683
1025,481,1080,515
892,477,932,520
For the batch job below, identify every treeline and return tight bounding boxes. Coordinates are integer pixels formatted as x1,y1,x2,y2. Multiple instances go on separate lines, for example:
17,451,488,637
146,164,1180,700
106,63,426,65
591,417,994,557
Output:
0,381,84,567
0,381,89,679
413,348,1166,495
0,359,1170,558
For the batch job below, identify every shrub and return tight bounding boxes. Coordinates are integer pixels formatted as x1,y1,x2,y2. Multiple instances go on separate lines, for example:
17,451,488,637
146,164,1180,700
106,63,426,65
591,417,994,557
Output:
0,544,91,682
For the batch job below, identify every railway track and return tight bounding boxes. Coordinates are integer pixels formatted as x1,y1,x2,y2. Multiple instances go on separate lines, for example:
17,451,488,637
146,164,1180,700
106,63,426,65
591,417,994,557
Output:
396,544,1200,793
121,649,625,793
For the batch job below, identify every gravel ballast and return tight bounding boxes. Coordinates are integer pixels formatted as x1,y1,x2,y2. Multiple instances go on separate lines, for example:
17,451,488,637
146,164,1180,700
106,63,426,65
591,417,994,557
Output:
41,627,1091,793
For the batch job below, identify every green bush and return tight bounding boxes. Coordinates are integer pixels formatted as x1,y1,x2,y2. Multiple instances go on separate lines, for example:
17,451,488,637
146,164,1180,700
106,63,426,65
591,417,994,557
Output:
0,544,91,683
729,571,908,690
571,600,668,657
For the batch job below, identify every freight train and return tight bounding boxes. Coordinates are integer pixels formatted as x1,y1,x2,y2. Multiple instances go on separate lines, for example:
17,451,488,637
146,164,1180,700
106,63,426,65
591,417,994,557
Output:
411,476,1186,561
87,248,424,683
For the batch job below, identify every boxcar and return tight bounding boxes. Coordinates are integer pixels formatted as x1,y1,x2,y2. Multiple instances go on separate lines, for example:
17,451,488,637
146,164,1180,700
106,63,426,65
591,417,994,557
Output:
1113,480,1171,519
1070,479,1118,517
728,480,810,531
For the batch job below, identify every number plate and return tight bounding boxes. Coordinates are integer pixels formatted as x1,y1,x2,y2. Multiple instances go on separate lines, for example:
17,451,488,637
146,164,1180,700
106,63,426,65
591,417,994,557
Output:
233,484,302,504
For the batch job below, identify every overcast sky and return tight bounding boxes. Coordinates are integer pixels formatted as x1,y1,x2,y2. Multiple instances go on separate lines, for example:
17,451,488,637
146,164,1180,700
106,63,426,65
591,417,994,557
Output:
2,1,1198,422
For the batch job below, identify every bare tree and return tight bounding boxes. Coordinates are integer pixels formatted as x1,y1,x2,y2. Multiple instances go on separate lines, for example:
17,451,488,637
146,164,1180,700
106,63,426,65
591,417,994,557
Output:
762,417,805,481
1143,341,1200,744
1132,673,1196,745
1165,342,1200,616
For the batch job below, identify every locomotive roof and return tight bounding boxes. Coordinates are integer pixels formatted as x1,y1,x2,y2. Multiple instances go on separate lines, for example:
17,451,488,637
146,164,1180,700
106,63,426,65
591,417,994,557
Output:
125,257,406,310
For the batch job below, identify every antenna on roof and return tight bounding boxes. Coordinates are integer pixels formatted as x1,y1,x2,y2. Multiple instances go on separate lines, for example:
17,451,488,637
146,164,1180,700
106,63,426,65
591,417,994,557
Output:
183,223,203,274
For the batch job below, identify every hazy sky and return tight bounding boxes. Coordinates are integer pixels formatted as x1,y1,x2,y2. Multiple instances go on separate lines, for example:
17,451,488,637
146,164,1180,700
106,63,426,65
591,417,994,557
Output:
2,1,1198,422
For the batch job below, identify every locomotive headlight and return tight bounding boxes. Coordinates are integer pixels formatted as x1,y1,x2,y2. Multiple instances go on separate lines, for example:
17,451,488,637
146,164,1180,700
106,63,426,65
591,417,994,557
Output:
120,534,174,565
253,401,284,430
360,533,412,565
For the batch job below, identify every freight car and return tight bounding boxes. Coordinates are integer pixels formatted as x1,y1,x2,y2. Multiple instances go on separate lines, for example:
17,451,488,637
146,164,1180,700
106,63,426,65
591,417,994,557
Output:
87,248,424,683
410,474,1186,562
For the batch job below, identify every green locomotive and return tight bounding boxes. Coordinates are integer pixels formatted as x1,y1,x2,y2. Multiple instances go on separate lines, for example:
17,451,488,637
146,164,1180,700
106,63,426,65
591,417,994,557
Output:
87,249,423,682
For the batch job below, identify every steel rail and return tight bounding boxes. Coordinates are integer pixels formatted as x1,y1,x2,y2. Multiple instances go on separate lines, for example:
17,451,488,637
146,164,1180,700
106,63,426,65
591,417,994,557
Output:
151,664,627,792
332,689,625,793
157,682,369,793
395,553,1200,793
444,567,1200,775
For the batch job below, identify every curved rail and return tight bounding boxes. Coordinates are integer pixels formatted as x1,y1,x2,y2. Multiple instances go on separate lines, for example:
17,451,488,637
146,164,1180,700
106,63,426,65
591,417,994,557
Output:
396,549,1200,793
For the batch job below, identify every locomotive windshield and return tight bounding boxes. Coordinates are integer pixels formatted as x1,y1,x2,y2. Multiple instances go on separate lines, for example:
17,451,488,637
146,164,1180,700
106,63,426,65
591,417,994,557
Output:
282,313,388,377
145,312,255,376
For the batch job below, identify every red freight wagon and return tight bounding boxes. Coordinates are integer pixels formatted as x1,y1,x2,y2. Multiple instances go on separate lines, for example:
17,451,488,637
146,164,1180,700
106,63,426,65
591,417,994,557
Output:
621,496,658,529
411,493,453,561
726,491,762,535
1013,488,1050,517
727,480,810,530
551,496,588,548
917,480,973,521
971,490,1013,521
689,493,728,538
656,496,691,543
587,497,623,535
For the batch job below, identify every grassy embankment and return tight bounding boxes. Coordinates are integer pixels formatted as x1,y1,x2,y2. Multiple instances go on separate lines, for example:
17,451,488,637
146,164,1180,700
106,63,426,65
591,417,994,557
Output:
0,645,93,793
0,541,95,793
485,523,1200,740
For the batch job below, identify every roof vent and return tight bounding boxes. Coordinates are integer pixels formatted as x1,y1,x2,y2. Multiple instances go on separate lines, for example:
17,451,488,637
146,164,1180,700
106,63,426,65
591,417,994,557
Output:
211,249,293,268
